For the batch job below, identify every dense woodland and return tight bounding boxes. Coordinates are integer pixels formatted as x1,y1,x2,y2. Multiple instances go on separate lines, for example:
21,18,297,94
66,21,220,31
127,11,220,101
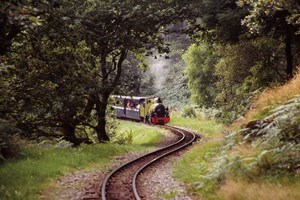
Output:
1,0,300,161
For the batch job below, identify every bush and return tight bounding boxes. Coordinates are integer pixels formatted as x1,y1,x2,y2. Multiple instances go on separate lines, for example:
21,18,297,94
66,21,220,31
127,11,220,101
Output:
182,105,196,118
111,129,133,145
199,107,222,120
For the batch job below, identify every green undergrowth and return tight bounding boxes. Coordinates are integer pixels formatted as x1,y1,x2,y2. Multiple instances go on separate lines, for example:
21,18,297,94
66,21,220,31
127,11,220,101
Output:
174,141,221,196
169,112,223,138
114,120,165,146
173,95,300,199
0,120,164,200
170,112,225,197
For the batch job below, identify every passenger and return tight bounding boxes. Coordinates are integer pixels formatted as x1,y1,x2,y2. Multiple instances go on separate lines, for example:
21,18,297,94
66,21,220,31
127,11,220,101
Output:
127,101,134,108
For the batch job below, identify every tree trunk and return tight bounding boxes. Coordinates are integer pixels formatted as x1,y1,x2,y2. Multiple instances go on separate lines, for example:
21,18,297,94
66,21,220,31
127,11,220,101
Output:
285,25,293,79
62,122,77,143
95,93,110,142
94,49,127,142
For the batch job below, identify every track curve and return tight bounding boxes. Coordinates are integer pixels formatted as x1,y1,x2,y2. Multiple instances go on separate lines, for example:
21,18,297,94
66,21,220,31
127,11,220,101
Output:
101,125,197,200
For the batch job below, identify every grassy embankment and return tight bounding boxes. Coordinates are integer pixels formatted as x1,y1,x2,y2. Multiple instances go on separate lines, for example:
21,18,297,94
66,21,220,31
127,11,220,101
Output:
0,120,165,200
170,112,225,198
172,71,300,199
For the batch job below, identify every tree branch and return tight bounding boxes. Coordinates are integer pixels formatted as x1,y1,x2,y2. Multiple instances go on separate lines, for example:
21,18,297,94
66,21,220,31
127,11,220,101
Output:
112,49,127,87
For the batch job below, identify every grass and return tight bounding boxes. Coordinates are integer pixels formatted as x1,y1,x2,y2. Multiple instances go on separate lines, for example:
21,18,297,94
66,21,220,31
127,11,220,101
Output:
0,144,131,200
0,120,164,200
173,141,221,196
116,120,165,146
171,92,300,200
169,112,224,138
217,177,300,200
229,70,300,130
172,112,300,200
169,113,224,197
246,70,300,121
161,190,179,199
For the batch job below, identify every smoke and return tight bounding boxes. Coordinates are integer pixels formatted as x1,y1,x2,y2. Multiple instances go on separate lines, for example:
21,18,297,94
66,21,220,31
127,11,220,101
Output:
148,56,169,90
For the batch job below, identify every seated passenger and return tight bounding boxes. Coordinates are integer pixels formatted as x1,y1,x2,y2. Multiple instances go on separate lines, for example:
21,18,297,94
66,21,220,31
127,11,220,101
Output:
127,101,135,108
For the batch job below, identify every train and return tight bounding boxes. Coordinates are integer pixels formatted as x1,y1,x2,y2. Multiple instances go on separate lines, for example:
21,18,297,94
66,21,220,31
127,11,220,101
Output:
112,95,170,124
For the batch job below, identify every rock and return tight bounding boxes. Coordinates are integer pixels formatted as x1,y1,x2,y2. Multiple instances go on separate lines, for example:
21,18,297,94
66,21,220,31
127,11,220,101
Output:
242,119,273,141
245,119,272,129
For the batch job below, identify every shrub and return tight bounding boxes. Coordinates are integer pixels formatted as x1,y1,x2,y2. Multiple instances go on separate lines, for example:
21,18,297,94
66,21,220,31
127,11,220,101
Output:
111,129,133,145
181,105,196,118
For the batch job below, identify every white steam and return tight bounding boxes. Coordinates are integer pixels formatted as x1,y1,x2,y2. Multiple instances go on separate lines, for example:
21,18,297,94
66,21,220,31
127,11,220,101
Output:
148,56,169,90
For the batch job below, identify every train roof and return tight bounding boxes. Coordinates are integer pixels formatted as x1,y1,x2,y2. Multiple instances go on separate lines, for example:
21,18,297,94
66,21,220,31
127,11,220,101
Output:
112,95,149,101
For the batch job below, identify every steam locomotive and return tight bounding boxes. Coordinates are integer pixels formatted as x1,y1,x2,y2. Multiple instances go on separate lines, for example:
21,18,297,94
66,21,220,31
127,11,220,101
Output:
112,95,170,124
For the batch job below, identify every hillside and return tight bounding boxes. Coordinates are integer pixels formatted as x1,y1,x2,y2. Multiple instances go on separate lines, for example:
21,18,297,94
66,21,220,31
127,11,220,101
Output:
173,70,300,199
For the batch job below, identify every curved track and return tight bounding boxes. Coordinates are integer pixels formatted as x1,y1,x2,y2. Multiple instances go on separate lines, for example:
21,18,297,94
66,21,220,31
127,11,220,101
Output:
101,125,197,200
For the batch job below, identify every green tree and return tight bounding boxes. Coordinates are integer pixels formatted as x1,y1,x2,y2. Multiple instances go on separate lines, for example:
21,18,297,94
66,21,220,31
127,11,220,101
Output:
1,1,96,144
0,0,45,55
79,0,196,141
1,0,198,143
188,0,248,43
183,43,219,107
238,0,300,78
215,37,286,122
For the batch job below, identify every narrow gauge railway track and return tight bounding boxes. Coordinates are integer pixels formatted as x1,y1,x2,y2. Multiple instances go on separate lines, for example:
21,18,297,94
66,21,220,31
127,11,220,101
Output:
101,125,197,200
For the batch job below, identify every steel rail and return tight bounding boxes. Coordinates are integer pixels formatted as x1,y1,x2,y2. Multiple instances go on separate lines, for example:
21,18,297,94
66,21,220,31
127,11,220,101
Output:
101,126,186,200
132,125,196,200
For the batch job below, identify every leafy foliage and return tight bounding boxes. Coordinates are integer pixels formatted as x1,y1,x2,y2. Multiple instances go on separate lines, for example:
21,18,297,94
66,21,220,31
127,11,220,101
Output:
183,35,291,122
111,129,133,145
189,0,248,43
1,1,97,144
0,0,45,55
237,0,300,34
182,0,300,124
183,43,219,108
237,0,300,77
214,37,287,122
1,0,198,146
181,105,196,118
192,95,300,196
